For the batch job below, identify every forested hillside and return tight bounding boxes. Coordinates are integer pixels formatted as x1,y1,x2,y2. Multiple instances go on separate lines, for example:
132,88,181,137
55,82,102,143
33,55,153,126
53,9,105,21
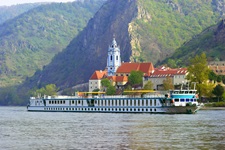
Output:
162,19,225,67
0,3,41,25
24,0,225,89
0,0,105,87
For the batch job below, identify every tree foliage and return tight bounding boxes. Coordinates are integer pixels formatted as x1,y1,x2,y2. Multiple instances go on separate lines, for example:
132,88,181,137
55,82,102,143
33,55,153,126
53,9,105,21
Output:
31,84,58,96
212,84,224,101
106,85,116,95
143,81,153,90
186,53,211,99
162,77,174,90
101,78,111,89
128,71,143,87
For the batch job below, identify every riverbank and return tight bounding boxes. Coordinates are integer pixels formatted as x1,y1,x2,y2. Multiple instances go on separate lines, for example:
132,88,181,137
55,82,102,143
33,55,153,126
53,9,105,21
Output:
200,106,225,110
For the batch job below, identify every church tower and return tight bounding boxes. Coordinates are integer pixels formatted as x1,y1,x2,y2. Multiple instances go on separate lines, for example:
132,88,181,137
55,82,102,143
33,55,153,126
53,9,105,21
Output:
107,38,121,76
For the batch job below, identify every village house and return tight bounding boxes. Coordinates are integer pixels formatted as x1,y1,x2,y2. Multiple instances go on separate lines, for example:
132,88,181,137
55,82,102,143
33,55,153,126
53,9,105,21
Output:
208,61,225,75
144,66,188,90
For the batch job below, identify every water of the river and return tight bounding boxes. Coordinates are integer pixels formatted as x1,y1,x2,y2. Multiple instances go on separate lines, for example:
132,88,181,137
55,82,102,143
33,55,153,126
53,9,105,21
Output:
0,107,225,150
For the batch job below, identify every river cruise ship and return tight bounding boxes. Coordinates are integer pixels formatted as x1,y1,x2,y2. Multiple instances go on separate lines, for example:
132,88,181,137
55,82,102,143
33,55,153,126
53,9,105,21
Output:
27,89,200,114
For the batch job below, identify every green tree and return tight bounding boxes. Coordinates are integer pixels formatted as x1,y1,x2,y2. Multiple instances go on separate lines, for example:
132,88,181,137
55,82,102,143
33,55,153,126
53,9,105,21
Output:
143,81,153,90
163,77,174,90
33,84,58,96
167,59,177,68
221,92,225,102
45,84,58,96
217,76,222,82
92,88,100,95
128,71,143,87
106,85,116,95
208,70,217,81
212,84,224,102
186,53,211,100
101,78,111,91
199,83,215,98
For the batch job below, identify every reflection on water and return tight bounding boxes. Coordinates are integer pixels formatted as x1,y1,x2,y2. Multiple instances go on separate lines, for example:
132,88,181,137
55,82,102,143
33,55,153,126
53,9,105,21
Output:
0,107,225,149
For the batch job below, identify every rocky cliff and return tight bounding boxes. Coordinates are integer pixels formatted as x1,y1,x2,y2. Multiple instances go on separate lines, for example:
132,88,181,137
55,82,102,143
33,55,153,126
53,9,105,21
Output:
26,0,138,88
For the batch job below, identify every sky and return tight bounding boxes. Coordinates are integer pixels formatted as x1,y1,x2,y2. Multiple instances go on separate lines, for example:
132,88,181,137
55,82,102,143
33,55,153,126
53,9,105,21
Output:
0,0,75,6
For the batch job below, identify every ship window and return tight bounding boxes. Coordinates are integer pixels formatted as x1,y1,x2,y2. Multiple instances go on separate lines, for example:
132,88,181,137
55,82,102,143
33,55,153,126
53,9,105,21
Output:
108,100,110,106
180,99,185,102
154,100,156,106
101,100,103,106
49,101,51,104
186,99,189,102
134,108,136,111
142,109,144,111
146,108,148,111
78,100,80,104
134,100,136,106
72,101,74,104
60,101,62,104
142,100,144,106
130,100,132,106
190,99,193,102
175,99,179,102
112,100,114,106
63,101,65,104
126,100,128,106
146,100,148,106
138,109,140,111
115,100,117,106
138,100,140,106
150,109,152,111
150,100,152,106
154,109,156,111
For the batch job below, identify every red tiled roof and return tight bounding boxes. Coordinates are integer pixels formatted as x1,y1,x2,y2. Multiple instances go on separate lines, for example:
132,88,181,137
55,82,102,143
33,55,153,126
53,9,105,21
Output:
107,76,128,82
115,76,128,82
149,68,187,77
116,62,154,75
90,70,107,80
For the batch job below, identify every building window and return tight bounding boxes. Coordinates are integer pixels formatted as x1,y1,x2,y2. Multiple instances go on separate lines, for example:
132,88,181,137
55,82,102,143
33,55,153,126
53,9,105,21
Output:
111,55,112,60
116,56,118,60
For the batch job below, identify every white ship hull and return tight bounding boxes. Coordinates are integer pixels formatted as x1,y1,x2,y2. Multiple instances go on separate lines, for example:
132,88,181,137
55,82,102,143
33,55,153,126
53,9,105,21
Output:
27,95,199,114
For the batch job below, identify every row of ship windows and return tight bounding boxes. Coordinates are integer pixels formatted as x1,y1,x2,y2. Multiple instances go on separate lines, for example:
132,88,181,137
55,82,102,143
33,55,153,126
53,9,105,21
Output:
48,99,158,106
44,107,157,112
174,99,197,102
